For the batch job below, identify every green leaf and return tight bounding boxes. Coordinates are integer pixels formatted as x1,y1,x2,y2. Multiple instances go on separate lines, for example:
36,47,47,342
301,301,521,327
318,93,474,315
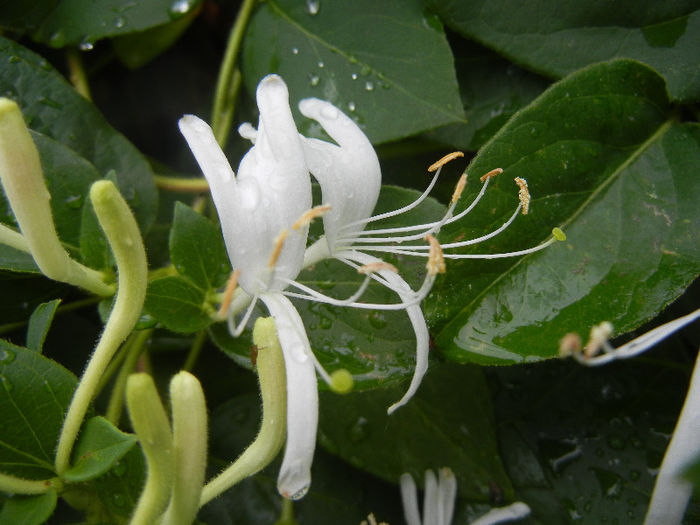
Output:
243,0,465,144
63,416,137,483
0,36,157,233
427,0,700,101
91,444,145,520
0,490,57,525
144,275,212,333
1,0,202,48
170,202,230,290
489,345,692,523
318,363,513,501
428,60,700,364
0,344,76,478
26,299,60,353
425,40,549,151
0,247,38,274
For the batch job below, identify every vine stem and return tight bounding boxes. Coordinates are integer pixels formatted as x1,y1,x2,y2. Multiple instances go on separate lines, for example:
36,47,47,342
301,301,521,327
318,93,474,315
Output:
66,48,92,100
210,0,257,146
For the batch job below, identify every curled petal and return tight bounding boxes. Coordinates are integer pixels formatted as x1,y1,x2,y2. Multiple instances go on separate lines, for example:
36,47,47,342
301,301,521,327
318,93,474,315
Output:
399,473,421,525
337,251,429,414
260,293,318,500
299,98,381,249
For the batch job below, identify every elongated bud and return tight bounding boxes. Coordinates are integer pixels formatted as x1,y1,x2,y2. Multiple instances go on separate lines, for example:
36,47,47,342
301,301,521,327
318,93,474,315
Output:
0,98,112,295
160,372,208,525
199,317,287,506
127,373,174,525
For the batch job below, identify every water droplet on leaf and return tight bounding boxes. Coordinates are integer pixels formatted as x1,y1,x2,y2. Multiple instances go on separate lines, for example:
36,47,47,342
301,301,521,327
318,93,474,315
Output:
0,349,15,364
348,101,356,112
65,195,83,209
364,81,374,91
168,0,192,19
306,0,320,15
349,416,369,442
309,74,320,87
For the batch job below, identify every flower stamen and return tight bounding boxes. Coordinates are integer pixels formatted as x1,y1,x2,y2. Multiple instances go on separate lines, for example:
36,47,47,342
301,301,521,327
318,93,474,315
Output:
217,269,241,319
293,204,332,230
358,261,398,274
268,229,289,269
514,177,530,215
428,151,464,172
425,234,446,276
480,167,503,182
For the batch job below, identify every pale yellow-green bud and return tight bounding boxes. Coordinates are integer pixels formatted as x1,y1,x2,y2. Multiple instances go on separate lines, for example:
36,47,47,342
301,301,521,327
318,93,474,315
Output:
330,369,354,394
127,373,174,525
0,98,112,296
159,372,208,525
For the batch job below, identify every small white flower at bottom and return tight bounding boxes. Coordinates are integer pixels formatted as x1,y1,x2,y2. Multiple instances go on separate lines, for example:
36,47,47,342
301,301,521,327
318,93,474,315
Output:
399,468,530,525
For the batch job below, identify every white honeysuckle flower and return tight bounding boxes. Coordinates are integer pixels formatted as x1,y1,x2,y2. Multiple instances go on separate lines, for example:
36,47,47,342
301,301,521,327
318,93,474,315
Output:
179,74,322,501
400,468,530,525
297,97,563,414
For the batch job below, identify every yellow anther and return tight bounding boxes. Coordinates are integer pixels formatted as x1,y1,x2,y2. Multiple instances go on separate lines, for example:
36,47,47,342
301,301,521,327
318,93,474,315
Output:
584,321,613,358
514,177,530,215
428,151,464,172
552,227,566,241
292,204,332,230
267,229,288,269
450,173,467,204
558,332,582,357
217,269,241,318
358,261,398,274
425,234,446,275
479,167,503,182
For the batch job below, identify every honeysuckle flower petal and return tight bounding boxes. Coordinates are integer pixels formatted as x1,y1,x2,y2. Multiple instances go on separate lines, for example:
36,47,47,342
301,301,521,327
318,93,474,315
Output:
298,97,380,249
400,468,530,525
259,293,318,501
179,74,311,295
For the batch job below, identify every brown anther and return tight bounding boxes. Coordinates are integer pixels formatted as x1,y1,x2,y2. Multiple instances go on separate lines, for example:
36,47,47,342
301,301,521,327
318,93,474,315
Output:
451,173,467,204
583,321,613,358
514,177,530,215
428,151,464,172
425,234,446,275
479,167,503,182
358,261,398,274
267,229,288,269
217,269,241,318
558,332,582,357
293,204,332,230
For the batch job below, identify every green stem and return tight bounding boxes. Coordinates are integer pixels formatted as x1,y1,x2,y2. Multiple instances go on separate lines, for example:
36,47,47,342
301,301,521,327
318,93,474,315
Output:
199,317,286,506
106,329,152,425
55,181,148,475
274,498,298,525
210,0,257,146
126,374,174,525
0,472,61,495
153,174,209,193
183,330,207,372
66,48,92,100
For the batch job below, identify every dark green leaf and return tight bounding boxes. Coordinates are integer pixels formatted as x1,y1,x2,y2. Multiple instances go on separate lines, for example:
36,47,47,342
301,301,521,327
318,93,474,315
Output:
0,247,38,274
318,363,513,501
144,275,212,333
243,0,465,144
91,444,145,520
63,416,137,483
0,344,76,478
0,490,57,525
427,0,700,101
0,36,157,233
26,299,60,353
426,40,549,151
0,2,58,34
4,0,202,48
112,8,200,69
170,202,230,290
489,345,694,523
428,60,700,364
